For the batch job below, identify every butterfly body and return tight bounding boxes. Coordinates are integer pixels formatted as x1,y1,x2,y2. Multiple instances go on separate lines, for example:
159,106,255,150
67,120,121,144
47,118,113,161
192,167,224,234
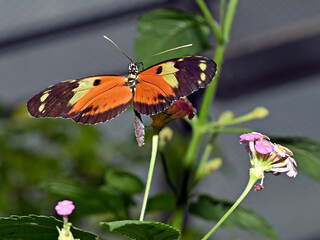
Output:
27,56,217,124
126,62,140,92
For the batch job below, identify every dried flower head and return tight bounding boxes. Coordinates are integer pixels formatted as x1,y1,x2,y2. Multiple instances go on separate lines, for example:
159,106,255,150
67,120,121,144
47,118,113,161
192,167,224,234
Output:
134,111,145,147
151,98,196,132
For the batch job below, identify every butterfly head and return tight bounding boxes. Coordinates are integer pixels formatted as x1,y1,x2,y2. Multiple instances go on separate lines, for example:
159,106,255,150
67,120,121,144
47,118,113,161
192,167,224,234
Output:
128,62,141,74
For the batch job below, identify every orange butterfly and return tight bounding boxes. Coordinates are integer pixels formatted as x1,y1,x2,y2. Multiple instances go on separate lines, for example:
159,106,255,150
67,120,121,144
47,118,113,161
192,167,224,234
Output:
27,47,216,124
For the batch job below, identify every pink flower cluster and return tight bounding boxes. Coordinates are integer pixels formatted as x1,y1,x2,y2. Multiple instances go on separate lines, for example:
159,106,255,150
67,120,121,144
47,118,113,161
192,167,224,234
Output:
240,132,297,190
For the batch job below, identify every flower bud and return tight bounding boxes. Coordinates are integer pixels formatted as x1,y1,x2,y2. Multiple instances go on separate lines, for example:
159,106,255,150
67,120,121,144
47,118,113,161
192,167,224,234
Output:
251,107,269,119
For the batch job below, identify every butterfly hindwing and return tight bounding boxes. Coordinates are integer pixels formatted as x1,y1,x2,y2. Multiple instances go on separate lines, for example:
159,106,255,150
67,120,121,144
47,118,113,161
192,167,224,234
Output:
27,76,132,124
133,71,177,115
133,56,217,115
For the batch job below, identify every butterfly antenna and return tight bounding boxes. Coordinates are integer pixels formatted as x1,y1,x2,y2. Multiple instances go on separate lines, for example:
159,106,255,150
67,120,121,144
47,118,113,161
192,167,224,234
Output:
139,44,193,62
103,35,134,63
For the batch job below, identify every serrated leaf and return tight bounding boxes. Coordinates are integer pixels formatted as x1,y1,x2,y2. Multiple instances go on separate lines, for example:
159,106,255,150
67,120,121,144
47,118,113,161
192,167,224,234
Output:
136,8,210,68
146,193,176,212
101,220,180,240
0,215,98,240
272,136,320,181
189,195,278,240
105,169,144,195
43,180,133,215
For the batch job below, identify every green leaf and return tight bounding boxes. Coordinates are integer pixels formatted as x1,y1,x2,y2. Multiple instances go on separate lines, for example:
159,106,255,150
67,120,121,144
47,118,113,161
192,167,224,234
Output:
272,136,320,181
43,180,133,216
105,169,144,195
146,193,176,212
0,215,99,240
101,220,180,240
136,8,211,68
189,195,278,240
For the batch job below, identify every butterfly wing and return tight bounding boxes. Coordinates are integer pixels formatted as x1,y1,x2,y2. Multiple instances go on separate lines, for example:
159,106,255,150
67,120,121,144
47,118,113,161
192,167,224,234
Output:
27,76,132,124
133,56,217,115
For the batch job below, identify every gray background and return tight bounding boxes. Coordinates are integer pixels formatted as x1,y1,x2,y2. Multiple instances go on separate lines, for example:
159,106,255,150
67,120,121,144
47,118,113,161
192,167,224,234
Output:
0,0,319,239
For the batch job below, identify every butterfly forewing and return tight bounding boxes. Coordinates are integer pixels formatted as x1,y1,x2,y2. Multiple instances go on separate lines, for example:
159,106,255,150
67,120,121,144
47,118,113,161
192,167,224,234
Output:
133,56,217,115
27,76,132,124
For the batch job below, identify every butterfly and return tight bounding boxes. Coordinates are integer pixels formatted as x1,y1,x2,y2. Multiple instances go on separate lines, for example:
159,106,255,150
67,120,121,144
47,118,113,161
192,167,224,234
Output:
27,55,217,124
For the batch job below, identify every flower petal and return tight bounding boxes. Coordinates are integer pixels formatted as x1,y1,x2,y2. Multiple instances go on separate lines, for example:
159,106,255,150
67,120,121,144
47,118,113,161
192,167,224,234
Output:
255,139,274,154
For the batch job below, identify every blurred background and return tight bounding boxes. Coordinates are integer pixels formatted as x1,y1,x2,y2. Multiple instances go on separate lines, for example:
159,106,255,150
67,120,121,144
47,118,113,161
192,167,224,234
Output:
0,0,320,239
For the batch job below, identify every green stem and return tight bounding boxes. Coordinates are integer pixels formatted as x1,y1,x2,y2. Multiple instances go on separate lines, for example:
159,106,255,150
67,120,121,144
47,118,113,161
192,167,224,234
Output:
223,0,238,42
194,143,213,181
220,0,226,37
184,127,202,167
198,43,226,124
211,127,254,134
169,207,184,230
184,44,226,173
187,0,238,167
189,143,213,191
199,0,238,124
196,0,223,44
139,134,159,221
184,0,238,187
201,174,258,240
160,151,178,195
206,109,265,130
176,0,239,232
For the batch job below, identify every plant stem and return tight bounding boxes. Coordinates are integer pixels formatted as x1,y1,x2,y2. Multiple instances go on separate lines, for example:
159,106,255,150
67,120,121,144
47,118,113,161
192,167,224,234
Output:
201,174,258,240
194,143,213,180
206,109,265,130
199,0,238,124
160,151,178,195
139,134,159,221
220,0,226,37
185,127,202,167
184,42,226,168
223,0,238,42
196,0,223,44
189,143,213,191
169,206,184,230
212,127,253,134
186,0,239,172
198,43,226,124
177,0,239,231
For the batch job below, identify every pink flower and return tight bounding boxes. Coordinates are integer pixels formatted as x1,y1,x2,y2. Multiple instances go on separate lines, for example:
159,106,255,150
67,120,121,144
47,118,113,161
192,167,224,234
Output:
255,139,274,154
271,156,298,178
55,200,75,216
239,132,297,191
274,144,293,158
239,132,263,144
286,160,298,178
